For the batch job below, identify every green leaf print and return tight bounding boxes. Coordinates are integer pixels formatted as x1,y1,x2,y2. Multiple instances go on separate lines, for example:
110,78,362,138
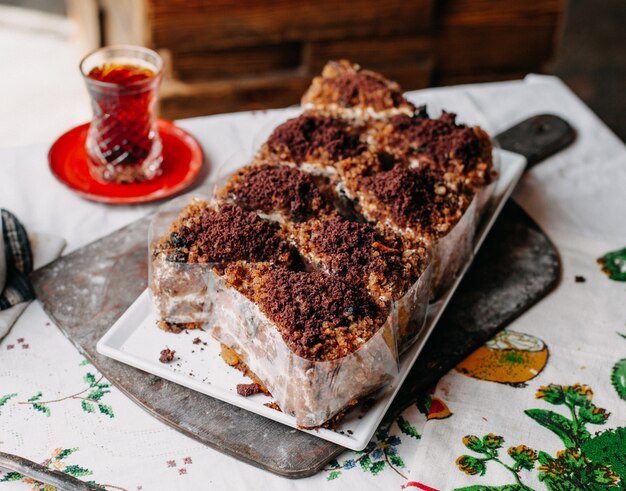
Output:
455,384,622,490
97,403,114,418
32,403,51,416
86,388,107,401
457,455,488,476
597,247,626,281
81,400,95,413
55,448,78,460
324,427,408,480
611,359,626,402
455,485,529,491
86,481,106,489
463,435,488,454
508,446,538,471
0,472,24,482
327,470,341,480
483,434,505,450
535,385,566,405
15,372,114,418
389,454,405,468
63,464,92,477
524,409,578,449
27,392,42,403
359,454,372,472
580,427,626,481
83,373,97,387
0,393,17,413
369,460,386,475
578,403,610,425
397,415,421,439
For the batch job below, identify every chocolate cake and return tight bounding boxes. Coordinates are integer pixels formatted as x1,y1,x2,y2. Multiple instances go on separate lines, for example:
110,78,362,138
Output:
216,162,335,223
372,110,496,214
336,162,476,294
256,113,368,175
149,59,496,427
301,60,415,121
150,199,295,324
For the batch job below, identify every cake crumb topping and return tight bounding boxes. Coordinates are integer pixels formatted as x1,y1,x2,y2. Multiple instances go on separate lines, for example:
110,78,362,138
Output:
236,383,263,397
328,71,405,110
389,112,488,173
362,165,437,230
159,348,176,363
295,216,405,290
221,163,331,221
265,114,366,164
223,263,387,361
157,202,293,266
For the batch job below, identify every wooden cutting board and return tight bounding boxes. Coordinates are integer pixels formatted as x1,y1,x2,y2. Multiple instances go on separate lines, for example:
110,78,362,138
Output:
31,115,573,478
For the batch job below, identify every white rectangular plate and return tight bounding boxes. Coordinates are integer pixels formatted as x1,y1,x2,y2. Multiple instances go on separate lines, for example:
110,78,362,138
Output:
97,148,526,451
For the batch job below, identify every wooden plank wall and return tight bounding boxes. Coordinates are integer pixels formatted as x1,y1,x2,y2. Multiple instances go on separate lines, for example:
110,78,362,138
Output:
83,0,565,119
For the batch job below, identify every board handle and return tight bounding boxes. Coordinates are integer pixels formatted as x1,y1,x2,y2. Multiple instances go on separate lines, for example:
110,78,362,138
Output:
496,114,576,168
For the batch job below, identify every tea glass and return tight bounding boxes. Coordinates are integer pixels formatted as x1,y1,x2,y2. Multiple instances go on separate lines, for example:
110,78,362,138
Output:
80,45,164,184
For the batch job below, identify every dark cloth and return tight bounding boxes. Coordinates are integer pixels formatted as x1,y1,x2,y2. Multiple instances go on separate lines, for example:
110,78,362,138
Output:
0,209,35,310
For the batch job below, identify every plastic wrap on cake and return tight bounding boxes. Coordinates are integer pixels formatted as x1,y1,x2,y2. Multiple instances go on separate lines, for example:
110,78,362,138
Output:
216,163,430,351
394,262,431,352
430,195,478,297
148,189,431,426
474,141,501,220
149,193,214,324
208,270,399,428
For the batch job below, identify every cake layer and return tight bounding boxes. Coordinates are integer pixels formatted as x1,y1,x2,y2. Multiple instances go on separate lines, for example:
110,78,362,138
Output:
216,162,335,223
256,113,368,175
301,60,416,121
284,214,431,350
372,110,495,191
210,262,398,427
150,199,295,323
285,215,425,304
336,161,476,294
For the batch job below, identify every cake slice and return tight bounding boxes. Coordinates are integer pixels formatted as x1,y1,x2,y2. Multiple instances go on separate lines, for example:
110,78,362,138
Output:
215,162,335,223
285,215,430,349
256,113,368,176
301,60,415,121
373,110,496,211
150,200,294,324
337,162,476,295
211,262,397,427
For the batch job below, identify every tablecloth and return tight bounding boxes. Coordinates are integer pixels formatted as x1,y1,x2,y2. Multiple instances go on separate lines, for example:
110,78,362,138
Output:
0,75,624,491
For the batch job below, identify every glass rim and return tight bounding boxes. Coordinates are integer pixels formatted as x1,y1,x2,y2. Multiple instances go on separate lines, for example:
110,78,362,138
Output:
79,44,164,90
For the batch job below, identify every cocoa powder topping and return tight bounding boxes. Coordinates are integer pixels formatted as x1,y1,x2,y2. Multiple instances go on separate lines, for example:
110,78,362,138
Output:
323,71,405,110
266,114,366,164
362,165,437,229
168,203,292,265
306,217,404,287
257,268,385,360
224,164,330,221
390,112,484,170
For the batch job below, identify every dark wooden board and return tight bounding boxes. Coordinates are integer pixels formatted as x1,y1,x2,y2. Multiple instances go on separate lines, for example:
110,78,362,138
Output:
30,200,559,478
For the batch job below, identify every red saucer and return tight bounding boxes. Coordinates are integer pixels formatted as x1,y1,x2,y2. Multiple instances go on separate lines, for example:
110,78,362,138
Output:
48,119,204,204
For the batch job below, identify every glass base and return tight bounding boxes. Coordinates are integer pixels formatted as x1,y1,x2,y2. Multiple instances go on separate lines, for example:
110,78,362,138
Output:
87,138,163,184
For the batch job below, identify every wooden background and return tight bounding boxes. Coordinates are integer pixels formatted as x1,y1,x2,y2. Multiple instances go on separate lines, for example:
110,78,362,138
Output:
68,0,565,119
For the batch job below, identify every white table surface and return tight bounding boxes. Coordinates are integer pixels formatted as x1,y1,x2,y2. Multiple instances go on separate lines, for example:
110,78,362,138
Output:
0,75,625,491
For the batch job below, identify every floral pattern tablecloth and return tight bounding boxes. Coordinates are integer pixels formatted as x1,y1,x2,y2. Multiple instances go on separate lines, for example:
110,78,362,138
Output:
0,75,624,491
